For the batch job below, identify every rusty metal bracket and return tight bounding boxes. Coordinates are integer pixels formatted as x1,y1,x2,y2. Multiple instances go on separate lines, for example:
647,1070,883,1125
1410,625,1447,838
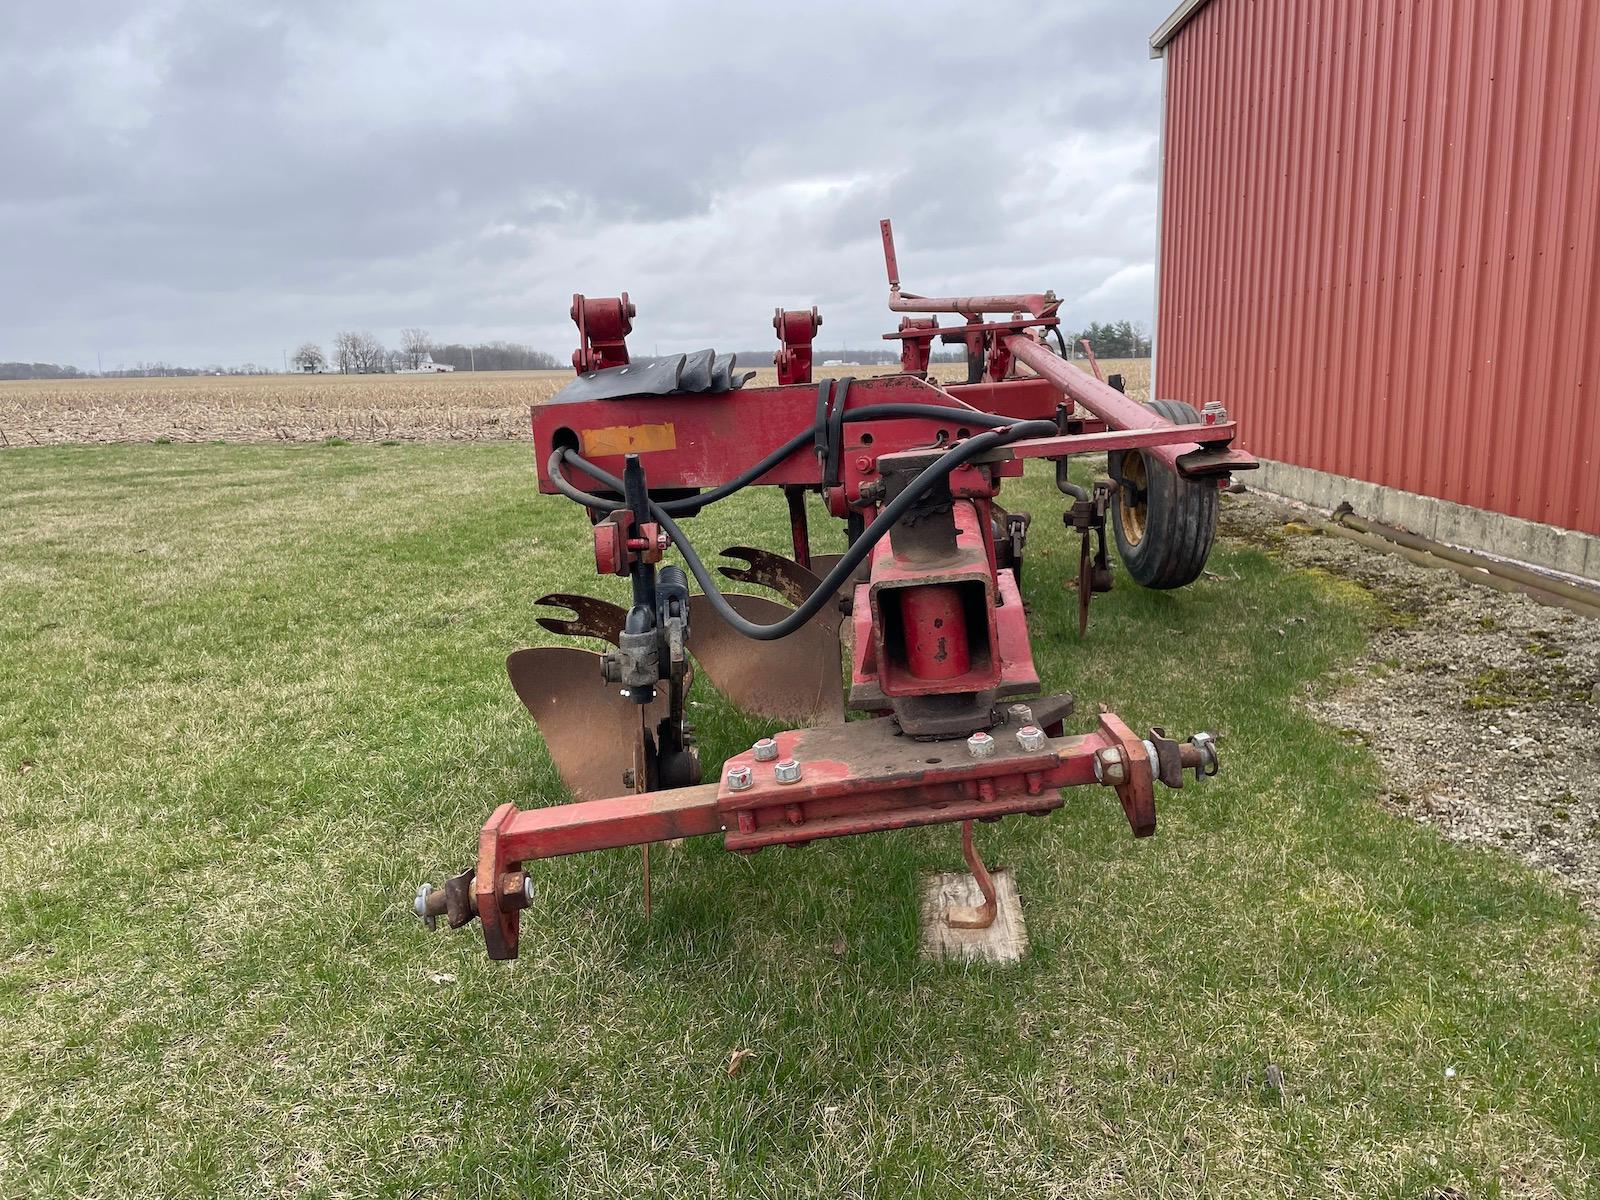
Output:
1145,726,1186,789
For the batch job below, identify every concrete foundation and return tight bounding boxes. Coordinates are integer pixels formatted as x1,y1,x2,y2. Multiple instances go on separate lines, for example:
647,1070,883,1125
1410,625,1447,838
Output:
1253,460,1600,584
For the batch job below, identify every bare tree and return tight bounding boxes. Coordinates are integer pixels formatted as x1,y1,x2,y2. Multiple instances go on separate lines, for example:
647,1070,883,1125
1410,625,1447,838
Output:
335,330,386,373
292,342,326,373
355,333,386,373
400,327,432,370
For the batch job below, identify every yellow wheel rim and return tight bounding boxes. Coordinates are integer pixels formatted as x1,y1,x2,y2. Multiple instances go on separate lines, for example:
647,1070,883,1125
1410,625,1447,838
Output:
1119,452,1149,545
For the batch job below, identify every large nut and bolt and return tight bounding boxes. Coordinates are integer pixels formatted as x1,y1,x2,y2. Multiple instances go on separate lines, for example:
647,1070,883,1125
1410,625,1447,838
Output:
1008,703,1035,726
1016,725,1046,752
1201,400,1229,424
726,765,753,791
774,759,803,783
752,737,780,762
1093,746,1127,785
966,731,997,759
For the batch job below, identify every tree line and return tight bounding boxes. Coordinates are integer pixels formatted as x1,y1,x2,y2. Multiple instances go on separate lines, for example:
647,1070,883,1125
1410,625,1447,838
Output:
1063,320,1152,359
4,318,1150,382
0,360,280,380
292,329,560,374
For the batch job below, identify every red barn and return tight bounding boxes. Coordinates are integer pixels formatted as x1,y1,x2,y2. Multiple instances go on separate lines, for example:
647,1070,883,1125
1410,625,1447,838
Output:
1150,0,1600,578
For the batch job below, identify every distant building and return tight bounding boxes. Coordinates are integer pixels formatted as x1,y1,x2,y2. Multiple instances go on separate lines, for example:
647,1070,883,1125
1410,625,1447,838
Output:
396,353,455,374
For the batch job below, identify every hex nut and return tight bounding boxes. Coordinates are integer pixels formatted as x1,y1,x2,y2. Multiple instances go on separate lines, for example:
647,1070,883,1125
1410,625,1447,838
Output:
1093,746,1127,785
726,765,754,791
966,731,997,759
1008,703,1035,726
774,759,803,784
752,737,780,762
1016,725,1046,752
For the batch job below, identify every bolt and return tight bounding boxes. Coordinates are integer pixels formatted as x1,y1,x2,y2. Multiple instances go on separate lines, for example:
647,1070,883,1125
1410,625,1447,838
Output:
1008,703,1035,726
413,883,437,931
966,731,996,759
622,768,636,789
1201,400,1228,424
855,455,873,471
752,737,779,762
1016,725,1046,752
523,875,535,904
774,759,803,784
726,764,753,791
1093,746,1127,785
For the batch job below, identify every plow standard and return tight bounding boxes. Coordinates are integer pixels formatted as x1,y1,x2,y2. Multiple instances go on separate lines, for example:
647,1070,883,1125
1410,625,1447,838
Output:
417,221,1256,959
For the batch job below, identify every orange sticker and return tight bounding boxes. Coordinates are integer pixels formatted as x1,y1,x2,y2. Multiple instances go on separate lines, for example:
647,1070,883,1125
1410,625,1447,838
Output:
579,422,677,456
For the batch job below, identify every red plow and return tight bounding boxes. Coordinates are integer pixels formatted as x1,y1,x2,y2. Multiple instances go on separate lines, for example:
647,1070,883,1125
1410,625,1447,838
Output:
416,221,1255,959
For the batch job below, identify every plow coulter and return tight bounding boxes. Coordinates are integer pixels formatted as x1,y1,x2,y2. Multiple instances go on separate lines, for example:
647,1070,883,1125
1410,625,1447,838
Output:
416,221,1255,960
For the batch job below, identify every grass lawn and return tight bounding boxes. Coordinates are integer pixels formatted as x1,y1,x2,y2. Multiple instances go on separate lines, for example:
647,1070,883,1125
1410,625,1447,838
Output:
2,443,1596,1198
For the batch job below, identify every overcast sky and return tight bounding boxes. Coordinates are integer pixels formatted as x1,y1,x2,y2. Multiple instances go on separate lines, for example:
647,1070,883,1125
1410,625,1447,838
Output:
2,1,1174,370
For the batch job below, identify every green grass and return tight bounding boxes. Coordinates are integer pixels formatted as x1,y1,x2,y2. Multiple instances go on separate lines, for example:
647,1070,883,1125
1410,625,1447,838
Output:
1,444,1596,1198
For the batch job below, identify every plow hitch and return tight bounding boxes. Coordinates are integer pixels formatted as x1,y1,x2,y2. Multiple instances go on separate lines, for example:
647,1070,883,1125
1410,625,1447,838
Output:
416,220,1250,961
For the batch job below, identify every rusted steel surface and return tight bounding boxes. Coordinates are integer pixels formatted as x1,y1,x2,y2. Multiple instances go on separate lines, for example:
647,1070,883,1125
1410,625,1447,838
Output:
687,593,845,723
1154,0,1600,535
716,546,837,610
532,593,628,645
506,646,664,802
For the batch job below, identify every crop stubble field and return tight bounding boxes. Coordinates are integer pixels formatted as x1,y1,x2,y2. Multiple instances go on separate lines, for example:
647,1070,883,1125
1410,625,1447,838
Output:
0,360,1152,446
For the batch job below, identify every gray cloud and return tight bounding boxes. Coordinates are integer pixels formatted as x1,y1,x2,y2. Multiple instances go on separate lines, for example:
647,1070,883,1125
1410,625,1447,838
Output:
1,0,1174,368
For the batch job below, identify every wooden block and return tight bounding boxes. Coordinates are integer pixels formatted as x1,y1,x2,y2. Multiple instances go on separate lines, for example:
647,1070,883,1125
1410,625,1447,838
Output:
919,869,1028,964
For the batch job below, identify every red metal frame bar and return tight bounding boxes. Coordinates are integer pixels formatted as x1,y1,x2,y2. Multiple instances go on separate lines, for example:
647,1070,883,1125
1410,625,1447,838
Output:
880,219,1059,319
472,710,1179,958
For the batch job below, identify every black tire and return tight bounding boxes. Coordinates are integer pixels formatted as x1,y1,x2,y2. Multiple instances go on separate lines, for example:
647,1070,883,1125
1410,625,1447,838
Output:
1108,399,1217,589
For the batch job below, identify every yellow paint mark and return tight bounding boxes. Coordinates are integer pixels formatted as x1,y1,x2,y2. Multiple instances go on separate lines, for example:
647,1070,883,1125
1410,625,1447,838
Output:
580,423,677,457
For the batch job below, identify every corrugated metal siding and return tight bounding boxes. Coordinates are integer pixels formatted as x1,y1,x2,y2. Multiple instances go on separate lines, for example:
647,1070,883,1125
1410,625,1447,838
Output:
1156,0,1600,535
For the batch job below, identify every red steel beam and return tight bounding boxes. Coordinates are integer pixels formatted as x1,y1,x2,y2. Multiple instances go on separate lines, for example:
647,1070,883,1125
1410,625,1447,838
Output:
1004,333,1194,471
1007,421,1236,459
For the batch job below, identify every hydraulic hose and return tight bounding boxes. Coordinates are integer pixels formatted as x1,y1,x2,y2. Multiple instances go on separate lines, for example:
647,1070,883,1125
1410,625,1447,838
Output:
552,402,1021,516
555,418,1056,640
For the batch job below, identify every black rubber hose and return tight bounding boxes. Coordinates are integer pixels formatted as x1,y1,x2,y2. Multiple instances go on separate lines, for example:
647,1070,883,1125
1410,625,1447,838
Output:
552,403,1021,515
556,418,1056,640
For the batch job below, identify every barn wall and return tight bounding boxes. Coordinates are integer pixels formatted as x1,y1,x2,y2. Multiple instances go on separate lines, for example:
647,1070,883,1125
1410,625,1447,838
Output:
1155,0,1600,536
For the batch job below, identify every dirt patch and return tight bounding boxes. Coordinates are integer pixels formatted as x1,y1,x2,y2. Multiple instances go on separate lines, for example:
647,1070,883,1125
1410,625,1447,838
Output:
1223,490,1600,914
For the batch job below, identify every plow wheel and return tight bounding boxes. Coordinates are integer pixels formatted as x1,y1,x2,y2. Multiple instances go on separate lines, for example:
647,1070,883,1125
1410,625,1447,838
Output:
1109,398,1218,589
687,593,845,724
